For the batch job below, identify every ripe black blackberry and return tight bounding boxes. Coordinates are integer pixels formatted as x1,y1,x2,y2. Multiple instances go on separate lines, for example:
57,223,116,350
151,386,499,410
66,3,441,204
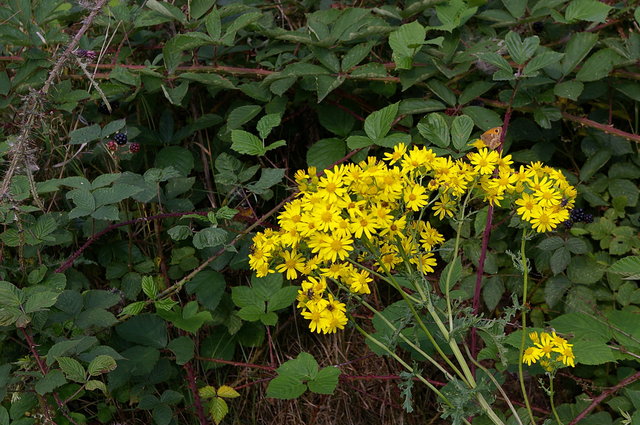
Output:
114,132,128,145
97,101,119,115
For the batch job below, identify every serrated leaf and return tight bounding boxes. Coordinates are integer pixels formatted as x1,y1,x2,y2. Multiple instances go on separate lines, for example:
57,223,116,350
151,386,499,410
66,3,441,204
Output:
168,336,195,365
554,80,584,101
101,119,127,138
364,103,398,141
576,48,622,82
199,385,217,399
69,124,102,144
141,276,158,299
562,32,598,76
163,33,212,74
565,0,612,23
209,397,228,425
308,366,340,395
217,385,240,398
193,227,227,250
120,301,146,316
523,50,564,75
85,380,107,393
205,8,221,39
88,355,117,376
505,31,539,65
168,225,192,241
35,370,67,395
24,291,59,313
227,105,262,130
389,21,425,70
256,114,281,140
450,115,473,150
57,357,86,382
417,113,449,147
610,256,640,277
230,130,265,156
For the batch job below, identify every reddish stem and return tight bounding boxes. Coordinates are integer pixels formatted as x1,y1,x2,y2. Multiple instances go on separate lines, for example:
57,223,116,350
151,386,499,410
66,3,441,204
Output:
568,370,640,425
183,361,209,425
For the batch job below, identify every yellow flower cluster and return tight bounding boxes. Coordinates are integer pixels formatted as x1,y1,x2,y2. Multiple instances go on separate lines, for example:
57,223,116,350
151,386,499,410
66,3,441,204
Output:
248,142,576,333
523,331,576,369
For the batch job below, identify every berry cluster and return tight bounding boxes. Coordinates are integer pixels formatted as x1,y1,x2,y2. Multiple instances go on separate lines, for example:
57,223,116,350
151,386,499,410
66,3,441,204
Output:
114,132,128,145
563,208,594,229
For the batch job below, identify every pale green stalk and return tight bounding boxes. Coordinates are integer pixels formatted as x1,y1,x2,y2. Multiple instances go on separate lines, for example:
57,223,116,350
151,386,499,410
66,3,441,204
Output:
549,375,563,425
518,231,537,425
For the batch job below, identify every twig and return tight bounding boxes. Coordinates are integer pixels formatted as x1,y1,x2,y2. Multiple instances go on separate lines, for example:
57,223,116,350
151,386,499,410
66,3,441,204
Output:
568,370,640,425
183,361,209,425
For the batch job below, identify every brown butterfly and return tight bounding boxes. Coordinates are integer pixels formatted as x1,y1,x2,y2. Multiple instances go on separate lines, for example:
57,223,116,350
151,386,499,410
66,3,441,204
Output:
481,127,502,149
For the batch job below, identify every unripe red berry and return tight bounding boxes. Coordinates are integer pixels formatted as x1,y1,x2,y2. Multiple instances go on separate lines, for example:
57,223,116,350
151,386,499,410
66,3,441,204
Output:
129,142,140,153
106,140,118,151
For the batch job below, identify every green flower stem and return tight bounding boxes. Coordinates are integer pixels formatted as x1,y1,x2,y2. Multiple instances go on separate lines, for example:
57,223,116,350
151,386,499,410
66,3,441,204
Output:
518,231,537,425
351,320,457,410
348,290,454,380
376,263,469,386
549,375,563,425
443,184,475,333
464,345,524,425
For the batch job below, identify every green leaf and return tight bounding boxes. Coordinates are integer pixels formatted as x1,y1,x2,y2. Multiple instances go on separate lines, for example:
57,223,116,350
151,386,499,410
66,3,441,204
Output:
88,355,117,376
316,75,345,102
57,357,86,383
580,150,611,181
567,255,605,284
523,50,564,75
458,81,494,105
93,184,143,207
306,138,346,171
190,0,215,19
24,291,60,313
256,114,281,140
450,115,474,150
482,277,504,311
227,105,262,130
209,396,228,425
267,286,298,312
554,80,584,101
545,275,571,308
204,8,221,39
310,46,340,73
550,247,571,275
146,0,186,23
163,33,212,74
572,338,615,365
193,227,227,250
426,79,456,106
141,276,158,299
155,146,195,176
101,119,127,138
501,0,527,18
576,49,622,82
0,281,24,307
168,225,192,241
308,366,340,395
162,81,189,106
461,106,503,130
505,31,539,65
246,168,285,195
565,0,612,23
266,374,307,399
231,130,265,156
116,314,167,348
120,301,146,316
417,113,449,148
85,380,107,393
610,256,640,279
167,336,195,365
342,42,374,71
477,52,512,73
388,21,426,70
562,32,598,76
35,370,67,395
69,124,102,144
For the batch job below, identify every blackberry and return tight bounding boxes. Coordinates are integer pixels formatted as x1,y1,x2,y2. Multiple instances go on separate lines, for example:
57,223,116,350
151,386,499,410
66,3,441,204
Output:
129,143,140,153
106,140,118,151
563,219,574,230
532,22,544,33
568,208,594,224
114,132,128,145
97,101,119,115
